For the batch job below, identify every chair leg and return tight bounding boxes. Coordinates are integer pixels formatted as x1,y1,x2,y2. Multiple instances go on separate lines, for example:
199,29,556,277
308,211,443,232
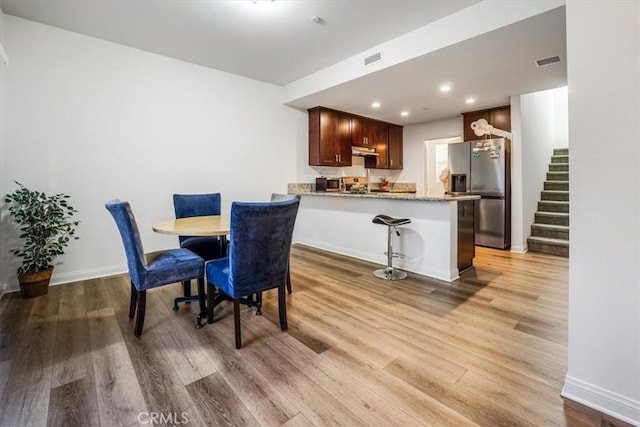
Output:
278,284,288,331
207,286,215,324
286,262,292,295
255,292,262,315
129,281,137,319
196,278,206,328
134,290,146,337
233,299,241,349
182,280,192,298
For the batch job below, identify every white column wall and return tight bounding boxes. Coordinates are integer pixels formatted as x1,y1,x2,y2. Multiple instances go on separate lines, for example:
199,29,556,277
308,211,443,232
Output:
509,97,525,252
563,2,640,424
401,116,463,194
0,8,7,298
0,16,306,291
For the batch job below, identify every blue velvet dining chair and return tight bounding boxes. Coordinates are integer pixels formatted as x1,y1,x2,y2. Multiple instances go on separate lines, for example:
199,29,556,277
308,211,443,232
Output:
270,193,298,294
105,200,205,336
173,193,223,309
206,196,300,349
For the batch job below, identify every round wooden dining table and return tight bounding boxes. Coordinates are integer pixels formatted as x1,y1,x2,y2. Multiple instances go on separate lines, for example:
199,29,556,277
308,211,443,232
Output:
152,215,230,238
152,215,230,327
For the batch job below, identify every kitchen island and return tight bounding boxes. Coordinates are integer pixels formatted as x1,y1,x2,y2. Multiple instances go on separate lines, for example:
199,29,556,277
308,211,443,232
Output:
288,187,480,282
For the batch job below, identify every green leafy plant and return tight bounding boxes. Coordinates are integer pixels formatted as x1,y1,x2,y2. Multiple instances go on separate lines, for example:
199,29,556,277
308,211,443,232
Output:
4,182,79,275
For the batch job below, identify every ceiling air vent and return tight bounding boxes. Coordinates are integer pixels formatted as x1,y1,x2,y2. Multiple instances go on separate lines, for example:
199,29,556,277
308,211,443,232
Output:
364,52,382,66
535,55,561,67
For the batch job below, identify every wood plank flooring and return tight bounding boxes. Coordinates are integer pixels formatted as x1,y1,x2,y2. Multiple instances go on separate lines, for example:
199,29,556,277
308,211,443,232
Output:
0,245,632,426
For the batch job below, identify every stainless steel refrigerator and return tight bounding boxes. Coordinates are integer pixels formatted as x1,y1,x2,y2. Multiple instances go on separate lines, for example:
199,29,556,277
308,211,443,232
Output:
448,138,511,249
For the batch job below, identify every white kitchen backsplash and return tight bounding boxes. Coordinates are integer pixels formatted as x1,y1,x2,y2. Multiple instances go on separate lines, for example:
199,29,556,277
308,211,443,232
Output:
311,156,402,182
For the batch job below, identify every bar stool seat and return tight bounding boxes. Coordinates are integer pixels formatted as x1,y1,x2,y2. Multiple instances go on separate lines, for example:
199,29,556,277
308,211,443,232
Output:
372,214,411,280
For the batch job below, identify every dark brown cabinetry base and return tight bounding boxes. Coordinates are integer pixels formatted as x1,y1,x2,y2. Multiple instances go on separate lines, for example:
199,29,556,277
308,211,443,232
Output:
458,200,475,272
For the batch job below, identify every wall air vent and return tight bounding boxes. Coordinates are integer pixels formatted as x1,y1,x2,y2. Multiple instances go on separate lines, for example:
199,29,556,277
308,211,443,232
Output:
364,52,382,66
535,55,562,67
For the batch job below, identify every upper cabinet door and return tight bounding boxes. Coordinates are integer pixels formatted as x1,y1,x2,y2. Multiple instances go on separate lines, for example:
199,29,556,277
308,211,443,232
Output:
318,109,339,165
373,123,389,168
309,107,349,166
336,112,353,166
350,116,364,146
388,124,403,170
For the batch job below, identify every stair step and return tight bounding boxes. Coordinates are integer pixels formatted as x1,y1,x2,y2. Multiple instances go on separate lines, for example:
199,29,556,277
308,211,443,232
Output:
535,211,569,226
547,172,569,181
553,148,569,156
549,163,569,172
544,181,569,191
527,236,569,257
551,155,569,164
531,223,569,240
541,190,569,201
538,200,569,213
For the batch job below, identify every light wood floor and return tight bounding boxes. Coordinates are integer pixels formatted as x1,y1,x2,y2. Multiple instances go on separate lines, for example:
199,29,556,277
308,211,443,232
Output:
0,245,630,426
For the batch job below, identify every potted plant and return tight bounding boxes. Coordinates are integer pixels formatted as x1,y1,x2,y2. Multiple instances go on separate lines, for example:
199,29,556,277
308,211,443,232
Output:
4,182,79,297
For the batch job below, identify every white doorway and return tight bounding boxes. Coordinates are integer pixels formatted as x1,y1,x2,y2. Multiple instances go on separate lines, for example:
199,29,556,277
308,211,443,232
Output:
424,136,463,194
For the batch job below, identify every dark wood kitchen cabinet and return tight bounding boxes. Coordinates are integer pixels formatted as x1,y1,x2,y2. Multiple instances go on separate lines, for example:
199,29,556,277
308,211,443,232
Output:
309,106,402,169
350,115,364,145
462,105,511,141
457,200,475,272
365,122,402,169
387,124,403,170
308,107,352,166
352,116,384,147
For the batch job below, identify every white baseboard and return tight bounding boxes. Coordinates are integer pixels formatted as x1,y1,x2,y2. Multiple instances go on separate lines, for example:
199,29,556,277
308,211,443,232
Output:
562,375,640,425
510,244,528,254
293,240,458,282
49,264,127,286
0,264,127,300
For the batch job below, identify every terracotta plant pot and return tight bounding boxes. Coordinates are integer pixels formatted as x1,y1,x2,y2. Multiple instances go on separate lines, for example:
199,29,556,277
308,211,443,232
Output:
18,267,53,298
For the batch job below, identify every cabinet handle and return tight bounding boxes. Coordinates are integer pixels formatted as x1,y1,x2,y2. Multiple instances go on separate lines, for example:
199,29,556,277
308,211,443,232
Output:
390,159,393,167
338,154,341,162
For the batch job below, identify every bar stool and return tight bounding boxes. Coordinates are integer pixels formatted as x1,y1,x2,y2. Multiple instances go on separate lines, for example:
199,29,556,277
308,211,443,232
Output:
372,214,412,280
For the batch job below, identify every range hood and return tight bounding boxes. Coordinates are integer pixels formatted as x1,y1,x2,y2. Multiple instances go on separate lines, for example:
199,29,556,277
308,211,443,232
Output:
352,146,378,157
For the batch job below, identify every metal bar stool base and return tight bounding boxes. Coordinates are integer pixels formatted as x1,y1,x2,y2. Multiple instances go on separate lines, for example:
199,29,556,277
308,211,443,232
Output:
373,267,407,281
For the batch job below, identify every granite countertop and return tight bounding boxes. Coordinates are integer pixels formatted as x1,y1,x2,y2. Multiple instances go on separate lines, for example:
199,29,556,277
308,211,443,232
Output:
289,190,480,202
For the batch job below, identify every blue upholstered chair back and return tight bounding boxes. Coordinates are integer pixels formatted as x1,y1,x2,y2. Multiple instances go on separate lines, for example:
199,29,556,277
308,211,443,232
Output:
105,200,146,286
173,193,221,244
228,197,300,296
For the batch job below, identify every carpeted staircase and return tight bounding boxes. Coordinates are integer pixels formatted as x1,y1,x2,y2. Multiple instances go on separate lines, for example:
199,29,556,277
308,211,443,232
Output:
527,148,569,257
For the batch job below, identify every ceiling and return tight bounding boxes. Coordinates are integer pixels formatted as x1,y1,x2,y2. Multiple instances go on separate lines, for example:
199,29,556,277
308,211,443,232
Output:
0,0,567,126
288,6,567,125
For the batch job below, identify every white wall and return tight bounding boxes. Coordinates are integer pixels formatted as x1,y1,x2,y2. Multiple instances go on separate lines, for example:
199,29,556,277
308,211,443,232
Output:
0,16,306,291
563,2,640,424
0,8,6,298
401,116,463,193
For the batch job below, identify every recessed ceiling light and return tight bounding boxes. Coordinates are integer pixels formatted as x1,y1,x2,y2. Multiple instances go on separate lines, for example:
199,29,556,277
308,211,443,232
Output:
440,84,451,92
401,111,409,116
372,102,380,108
465,98,475,104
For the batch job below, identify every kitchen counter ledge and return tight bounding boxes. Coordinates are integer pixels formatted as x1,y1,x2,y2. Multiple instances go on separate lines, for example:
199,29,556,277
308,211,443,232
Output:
289,190,480,202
